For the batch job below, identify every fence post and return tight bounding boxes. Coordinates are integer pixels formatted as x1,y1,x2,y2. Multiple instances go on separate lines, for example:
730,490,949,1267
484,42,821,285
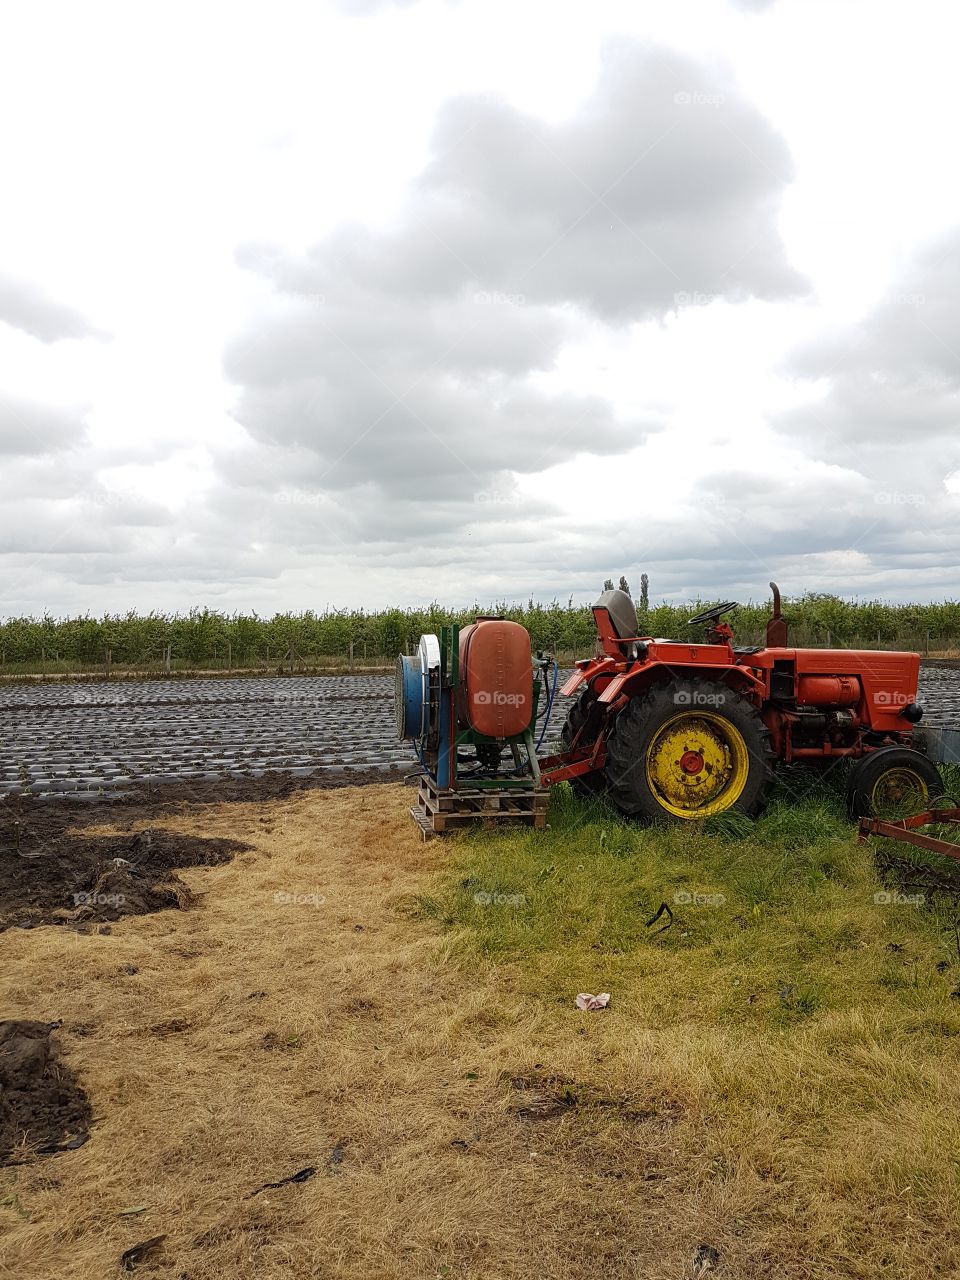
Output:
227,641,232,672
164,644,171,674
105,647,112,679
348,639,354,673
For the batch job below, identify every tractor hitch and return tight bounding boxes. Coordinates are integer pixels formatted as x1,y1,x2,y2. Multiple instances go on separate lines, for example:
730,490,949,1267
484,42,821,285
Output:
858,808,960,862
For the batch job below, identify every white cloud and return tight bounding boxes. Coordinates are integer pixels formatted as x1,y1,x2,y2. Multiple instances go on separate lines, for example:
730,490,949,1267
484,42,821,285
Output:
1,0,960,614
0,273,106,343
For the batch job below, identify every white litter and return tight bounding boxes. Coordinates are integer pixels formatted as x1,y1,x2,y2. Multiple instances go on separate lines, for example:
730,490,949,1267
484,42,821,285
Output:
575,992,610,1011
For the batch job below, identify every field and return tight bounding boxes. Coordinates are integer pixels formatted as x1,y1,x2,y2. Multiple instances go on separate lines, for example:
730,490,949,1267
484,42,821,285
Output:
1,667,959,803
2,592,960,677
3,666,960,1278
4,770,960,1279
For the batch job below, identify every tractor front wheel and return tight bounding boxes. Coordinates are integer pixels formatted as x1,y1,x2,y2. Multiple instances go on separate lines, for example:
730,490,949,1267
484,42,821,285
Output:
604,678,773,823
846,746,943,820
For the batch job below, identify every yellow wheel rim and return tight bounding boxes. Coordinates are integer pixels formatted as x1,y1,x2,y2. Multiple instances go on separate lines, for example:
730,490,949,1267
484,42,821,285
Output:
869,768,929,820
645,711,750,819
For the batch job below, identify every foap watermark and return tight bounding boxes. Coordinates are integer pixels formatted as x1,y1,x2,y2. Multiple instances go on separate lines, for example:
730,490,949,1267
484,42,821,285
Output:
474,690,527,707
273,691,323,708
474,490,524,506
473,891,526,907
873,690,916,707
673,290,721,309
275,490,327,507
674,890,726,907
877,292,925,308
673,90,725,107
273,890,326,908
674,689,726,707
73,891,125,907
76,489,135,508
472,290,525,306
873,890,924,907
874,491,926,506
72,690,130,706
289,290,326,306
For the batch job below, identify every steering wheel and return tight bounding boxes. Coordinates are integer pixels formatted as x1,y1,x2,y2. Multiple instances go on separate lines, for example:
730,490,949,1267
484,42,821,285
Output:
688,601,739,628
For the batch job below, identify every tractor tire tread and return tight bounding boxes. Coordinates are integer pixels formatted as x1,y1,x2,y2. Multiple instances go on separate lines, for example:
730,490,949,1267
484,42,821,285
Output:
846,745,944,820
604,675,775,823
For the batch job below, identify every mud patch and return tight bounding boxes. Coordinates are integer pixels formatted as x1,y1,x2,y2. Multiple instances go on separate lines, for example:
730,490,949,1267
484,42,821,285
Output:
0,807,251,930
0,1021,91,1165
127,767,406,808
505,1070,686,1126
505,1071,583,1120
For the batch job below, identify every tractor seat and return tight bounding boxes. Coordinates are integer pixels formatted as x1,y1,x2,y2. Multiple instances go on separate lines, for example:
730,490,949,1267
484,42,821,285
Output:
734,646,763,655
594,588,639,659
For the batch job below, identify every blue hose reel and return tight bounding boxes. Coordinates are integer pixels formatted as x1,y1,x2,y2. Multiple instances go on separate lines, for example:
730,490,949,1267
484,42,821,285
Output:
395,634,440,736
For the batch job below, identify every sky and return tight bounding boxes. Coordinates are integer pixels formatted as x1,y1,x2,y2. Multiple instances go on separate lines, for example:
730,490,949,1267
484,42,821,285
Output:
1,0,959,618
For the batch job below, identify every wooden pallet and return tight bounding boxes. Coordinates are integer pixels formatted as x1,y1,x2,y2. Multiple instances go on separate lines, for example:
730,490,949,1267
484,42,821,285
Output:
410,775,549,840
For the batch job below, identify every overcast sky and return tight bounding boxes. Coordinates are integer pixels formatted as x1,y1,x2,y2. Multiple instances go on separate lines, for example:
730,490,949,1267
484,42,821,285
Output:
1,0,958,617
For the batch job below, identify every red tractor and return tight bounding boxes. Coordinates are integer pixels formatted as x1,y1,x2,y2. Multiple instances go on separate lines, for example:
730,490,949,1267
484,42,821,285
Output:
539,583,942,823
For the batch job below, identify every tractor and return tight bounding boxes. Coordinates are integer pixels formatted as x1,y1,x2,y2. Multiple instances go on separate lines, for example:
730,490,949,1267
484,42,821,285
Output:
539,583,941,822
396,584,944,826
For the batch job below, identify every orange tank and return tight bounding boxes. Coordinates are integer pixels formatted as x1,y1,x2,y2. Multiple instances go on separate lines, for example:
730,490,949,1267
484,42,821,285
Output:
458,619,533,738
796,675,861,707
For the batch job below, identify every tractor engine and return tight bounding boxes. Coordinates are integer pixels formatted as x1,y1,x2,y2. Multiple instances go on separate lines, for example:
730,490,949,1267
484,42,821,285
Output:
770,673,864,754
763,651,923,760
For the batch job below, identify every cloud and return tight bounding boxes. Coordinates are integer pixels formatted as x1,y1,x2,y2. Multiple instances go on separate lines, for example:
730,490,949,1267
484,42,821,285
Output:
220,40,802,586
0,272,105,343
751,228,960,593
252,43,803,324
0,395,86,456
779,227,960,450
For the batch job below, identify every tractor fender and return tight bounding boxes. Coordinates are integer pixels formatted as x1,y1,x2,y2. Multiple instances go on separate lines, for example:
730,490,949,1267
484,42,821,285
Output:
560,659,619,700
599,662,764,707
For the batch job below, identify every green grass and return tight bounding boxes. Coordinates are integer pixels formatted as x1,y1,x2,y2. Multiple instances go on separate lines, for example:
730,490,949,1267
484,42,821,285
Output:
419,767,960,1034
412,772,960,1272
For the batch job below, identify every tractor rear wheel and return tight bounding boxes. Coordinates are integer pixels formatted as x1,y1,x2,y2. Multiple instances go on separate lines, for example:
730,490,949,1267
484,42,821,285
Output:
604,677,773,823
560,686,607,801
846,746,943,820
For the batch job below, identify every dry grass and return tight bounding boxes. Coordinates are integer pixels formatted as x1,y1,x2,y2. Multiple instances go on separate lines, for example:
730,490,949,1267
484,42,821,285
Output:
2,781,960,1279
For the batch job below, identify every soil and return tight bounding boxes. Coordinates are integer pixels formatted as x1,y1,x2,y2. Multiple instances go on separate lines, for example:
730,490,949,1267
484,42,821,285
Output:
0,769,412,930
0,1020,92,1164
139,766,411,805
0,800,253,931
